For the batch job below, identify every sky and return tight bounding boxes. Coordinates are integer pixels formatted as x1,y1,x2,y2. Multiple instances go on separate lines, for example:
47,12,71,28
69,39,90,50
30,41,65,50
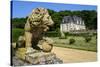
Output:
11,1,97,18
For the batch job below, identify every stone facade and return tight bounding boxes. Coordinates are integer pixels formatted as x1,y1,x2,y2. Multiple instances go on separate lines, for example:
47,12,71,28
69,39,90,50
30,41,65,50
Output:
60,16,86,32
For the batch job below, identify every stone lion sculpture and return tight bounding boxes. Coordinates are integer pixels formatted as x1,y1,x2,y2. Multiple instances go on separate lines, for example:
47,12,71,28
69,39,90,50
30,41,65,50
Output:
12,8,63,65
12,8,54,52
24,8,54,50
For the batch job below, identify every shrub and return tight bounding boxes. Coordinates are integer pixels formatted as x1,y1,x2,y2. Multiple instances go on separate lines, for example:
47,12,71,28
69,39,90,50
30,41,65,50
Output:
44,31,59,37
85,37,91,42
95,35,97,39
88,33,93,37
69,38,75,44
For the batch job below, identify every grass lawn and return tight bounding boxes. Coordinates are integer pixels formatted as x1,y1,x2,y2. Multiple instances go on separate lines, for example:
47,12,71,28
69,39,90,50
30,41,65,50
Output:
50,36,97,52
12,28,97,52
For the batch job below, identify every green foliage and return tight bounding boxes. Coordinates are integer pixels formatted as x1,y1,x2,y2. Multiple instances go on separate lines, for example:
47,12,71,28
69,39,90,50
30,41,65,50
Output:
69,38,75,44
12,17,27,29
11,28,97,52
88,33,93,37
82,33,92,42
44,31,97,37
12,28,24,42
80,10,97,30
44,31,59,37
85,37,92,42
52,36,97,52
51,12,62,30
95,35,97,39
47,9,56,15
12,9,97,31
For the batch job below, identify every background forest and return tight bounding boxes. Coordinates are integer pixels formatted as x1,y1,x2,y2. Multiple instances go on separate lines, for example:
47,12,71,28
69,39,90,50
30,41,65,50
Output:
12,9,97,31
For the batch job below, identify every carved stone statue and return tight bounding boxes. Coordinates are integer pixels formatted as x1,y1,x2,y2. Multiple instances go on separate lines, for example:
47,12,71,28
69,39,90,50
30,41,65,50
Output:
24,7,54,51
12,8,54,52
12,8,63,65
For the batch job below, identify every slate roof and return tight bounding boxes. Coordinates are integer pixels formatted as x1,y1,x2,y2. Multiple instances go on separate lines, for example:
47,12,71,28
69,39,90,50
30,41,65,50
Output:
62,16,84,25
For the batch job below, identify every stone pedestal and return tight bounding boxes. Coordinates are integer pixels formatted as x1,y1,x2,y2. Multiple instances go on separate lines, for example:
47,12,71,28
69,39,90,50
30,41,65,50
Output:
13,48,63,66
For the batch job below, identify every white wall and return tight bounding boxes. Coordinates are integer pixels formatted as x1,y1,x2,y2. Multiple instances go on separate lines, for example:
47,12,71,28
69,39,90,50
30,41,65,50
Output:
61,23,86,32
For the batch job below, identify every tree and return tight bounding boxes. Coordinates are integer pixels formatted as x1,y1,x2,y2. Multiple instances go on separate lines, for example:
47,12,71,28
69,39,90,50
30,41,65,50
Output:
80,10,97,30
12,17,27,28
12,9,97,31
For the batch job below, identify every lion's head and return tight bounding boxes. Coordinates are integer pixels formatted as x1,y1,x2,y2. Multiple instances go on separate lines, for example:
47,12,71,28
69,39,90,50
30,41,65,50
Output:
27,8,54,31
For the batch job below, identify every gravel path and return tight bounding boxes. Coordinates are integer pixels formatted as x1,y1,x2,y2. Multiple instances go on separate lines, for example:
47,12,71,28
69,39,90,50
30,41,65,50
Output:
52,46,97,63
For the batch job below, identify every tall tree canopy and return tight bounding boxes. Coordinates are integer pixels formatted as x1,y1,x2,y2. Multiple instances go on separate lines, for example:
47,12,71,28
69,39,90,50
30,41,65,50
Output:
12,9,97,31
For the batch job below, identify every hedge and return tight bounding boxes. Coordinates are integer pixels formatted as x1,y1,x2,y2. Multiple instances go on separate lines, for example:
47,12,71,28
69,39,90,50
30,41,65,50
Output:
12,28,24,42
